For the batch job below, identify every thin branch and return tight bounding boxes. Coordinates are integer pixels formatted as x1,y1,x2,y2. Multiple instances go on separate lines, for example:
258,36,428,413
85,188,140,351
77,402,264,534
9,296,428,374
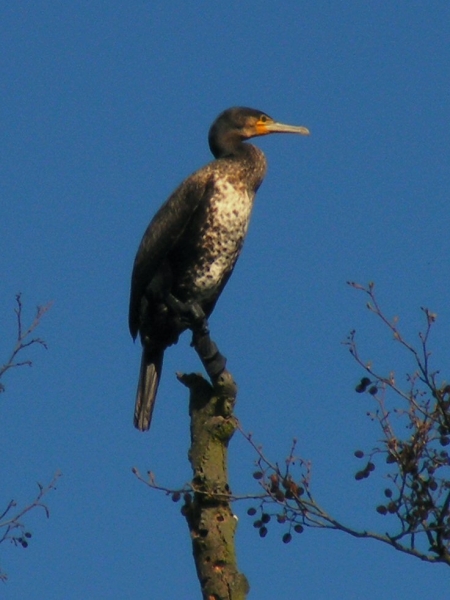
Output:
0,294,52,387
0,471,62,582
0,471,62,545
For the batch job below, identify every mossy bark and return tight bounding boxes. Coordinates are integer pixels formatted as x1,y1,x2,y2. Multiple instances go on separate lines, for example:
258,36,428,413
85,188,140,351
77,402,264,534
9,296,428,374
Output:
178,369,249,600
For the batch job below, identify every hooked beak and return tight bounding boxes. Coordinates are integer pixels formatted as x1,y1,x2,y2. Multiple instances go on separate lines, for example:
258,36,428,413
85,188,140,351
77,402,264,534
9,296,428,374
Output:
259,120,310,136
264,121,310,135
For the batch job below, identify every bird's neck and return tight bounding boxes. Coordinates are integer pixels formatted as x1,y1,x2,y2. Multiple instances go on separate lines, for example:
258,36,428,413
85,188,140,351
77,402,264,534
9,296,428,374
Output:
218,144,267,192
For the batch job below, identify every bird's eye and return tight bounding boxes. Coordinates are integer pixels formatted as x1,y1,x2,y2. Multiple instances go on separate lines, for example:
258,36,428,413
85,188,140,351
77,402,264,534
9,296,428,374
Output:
260,115,267,122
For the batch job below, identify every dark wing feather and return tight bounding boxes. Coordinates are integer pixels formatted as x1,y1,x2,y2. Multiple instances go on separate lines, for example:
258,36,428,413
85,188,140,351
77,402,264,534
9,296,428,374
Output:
129,173,215,339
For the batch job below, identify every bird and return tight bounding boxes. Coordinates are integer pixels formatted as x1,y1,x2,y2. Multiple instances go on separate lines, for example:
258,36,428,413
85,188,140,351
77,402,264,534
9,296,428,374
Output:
129,106,309,431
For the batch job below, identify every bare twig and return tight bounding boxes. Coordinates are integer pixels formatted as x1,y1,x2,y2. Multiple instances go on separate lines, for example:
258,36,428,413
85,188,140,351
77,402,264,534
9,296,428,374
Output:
238,284,450,565
0,294,58,582
0,471,62,581
0,294,52,390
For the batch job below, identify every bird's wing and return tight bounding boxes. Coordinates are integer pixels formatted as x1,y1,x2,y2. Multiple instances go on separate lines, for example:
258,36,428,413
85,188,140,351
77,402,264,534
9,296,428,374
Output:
129,171,215,339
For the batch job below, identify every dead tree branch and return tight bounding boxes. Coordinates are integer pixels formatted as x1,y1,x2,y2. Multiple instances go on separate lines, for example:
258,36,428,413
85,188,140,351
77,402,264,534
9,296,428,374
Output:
0,294,59,582
134,313,249,599
239,283,450,565
0,293,52,393
0,470,62,582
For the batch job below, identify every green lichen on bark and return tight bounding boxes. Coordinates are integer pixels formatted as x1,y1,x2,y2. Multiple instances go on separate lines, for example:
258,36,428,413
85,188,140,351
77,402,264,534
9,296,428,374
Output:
178,371,249,600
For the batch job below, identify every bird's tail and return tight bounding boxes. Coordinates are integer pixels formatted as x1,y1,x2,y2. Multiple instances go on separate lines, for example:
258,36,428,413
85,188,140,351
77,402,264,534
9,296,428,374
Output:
134,347,164,431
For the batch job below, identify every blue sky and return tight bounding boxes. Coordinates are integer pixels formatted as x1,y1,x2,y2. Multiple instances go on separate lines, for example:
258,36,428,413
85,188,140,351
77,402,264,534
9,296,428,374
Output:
2,2,450,598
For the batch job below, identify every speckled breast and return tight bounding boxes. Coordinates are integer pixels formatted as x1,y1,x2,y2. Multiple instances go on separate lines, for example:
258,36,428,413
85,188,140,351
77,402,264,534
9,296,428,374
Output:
175,177,255,302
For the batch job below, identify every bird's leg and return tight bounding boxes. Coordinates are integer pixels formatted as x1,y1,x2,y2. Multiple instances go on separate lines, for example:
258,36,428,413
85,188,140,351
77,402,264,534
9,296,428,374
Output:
165,293,209,334
165,293,226,379
191,326,227,380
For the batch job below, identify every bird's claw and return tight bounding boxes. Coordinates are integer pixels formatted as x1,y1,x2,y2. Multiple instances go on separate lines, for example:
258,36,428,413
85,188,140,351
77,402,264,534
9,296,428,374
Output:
166,294,209,335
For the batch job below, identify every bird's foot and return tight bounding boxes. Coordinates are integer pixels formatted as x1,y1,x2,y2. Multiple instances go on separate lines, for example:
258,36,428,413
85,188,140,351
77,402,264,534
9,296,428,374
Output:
165,294,209,335
165,294,226,379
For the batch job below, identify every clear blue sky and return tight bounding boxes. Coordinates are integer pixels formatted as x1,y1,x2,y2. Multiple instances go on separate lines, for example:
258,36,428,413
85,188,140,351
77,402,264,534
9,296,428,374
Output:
2,2,450,598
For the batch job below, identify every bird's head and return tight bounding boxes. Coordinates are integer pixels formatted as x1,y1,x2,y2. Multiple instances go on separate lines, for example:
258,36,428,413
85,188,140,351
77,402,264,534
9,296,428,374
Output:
208,106,310,158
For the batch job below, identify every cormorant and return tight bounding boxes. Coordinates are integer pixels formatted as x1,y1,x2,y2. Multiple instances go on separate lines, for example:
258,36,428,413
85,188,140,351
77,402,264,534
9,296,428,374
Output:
129,106,309,431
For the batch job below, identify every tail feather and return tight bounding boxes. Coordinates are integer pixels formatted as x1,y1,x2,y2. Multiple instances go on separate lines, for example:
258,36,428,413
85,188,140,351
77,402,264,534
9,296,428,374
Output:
134,348,164,431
